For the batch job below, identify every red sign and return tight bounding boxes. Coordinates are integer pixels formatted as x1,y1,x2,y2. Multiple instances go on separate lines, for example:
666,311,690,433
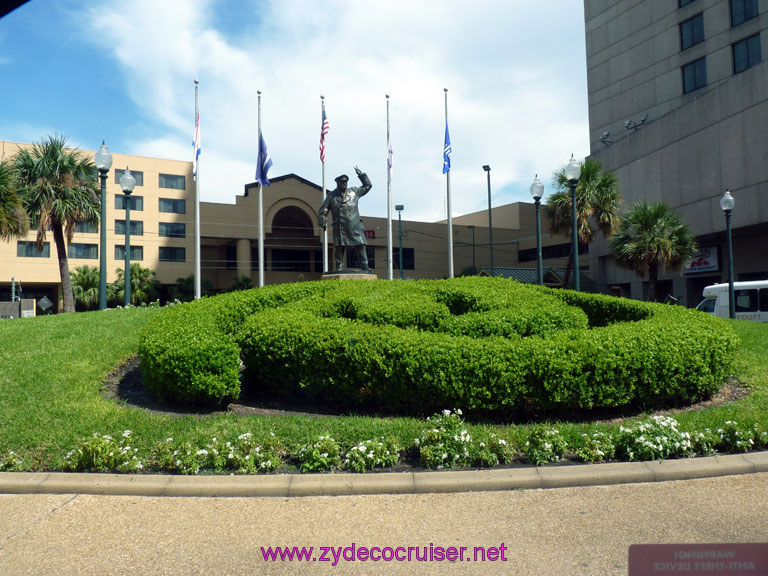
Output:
364,230,376,239
629,544,768,575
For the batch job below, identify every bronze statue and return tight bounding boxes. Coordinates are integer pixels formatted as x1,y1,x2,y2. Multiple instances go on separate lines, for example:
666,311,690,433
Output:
318,166,372,272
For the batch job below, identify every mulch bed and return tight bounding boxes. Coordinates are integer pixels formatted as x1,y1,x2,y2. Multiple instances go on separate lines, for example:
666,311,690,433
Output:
101,356,750,421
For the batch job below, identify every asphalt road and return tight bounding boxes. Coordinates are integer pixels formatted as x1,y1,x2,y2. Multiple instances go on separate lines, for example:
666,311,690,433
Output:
1,471,767,575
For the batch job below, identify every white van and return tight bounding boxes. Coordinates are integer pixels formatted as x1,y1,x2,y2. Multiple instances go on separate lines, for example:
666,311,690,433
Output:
696,280,768,322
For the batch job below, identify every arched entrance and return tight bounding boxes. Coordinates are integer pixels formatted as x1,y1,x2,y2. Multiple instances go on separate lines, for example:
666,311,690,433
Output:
269,206,320,272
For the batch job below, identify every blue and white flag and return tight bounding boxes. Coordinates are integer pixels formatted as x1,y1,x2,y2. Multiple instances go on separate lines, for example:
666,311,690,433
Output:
442,122,451,174
255,131,273,186
192,112,201,181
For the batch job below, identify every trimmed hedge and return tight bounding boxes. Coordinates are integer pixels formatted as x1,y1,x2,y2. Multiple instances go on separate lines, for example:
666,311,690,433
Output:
138,277,739,418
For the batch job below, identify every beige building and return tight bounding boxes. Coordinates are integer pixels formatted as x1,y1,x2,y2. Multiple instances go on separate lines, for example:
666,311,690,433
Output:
1,141,580,312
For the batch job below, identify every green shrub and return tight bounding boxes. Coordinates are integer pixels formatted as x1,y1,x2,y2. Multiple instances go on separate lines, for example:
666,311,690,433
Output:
139,277,739,418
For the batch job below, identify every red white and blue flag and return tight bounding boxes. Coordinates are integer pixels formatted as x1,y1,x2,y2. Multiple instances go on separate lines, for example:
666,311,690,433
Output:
319,106,329,163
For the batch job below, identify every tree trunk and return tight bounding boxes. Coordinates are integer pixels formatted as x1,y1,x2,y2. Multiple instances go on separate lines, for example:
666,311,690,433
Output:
561,243,574,289
648,263,658,302
52,223,75,313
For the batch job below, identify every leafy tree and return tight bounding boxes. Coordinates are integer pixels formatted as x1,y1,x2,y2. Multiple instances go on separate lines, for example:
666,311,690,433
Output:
71,265,100,311
546,158,621,288
0,159,29,240
13,136,99,313
610,201,698,302
108,263,160,306
229,275,254,291
173,274,214,302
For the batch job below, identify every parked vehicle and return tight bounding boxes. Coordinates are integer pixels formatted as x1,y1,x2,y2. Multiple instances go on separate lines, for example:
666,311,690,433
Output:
695,280,768,322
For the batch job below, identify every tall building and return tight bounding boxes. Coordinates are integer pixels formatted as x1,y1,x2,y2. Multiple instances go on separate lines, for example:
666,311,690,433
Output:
585,0,768,305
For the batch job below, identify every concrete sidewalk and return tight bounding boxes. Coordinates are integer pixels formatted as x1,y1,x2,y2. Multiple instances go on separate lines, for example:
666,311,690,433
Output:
1,451,767,498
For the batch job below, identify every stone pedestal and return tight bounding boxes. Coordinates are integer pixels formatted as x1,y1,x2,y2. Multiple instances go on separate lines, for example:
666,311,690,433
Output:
321,271,378,281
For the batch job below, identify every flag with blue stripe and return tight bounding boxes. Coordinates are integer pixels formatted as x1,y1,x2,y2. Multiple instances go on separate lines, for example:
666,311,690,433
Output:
192,113,201,181
255,131,273,186
442,123,451,174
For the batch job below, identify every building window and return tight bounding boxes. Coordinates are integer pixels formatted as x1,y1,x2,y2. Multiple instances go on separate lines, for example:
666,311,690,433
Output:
115,195,143,211
114,169,144,187
733,33,762,73
679,0,697,7
680,13,704,50
159,198,186,214
159,173,186,190
74,221,98,233
730,0,759,26
159,222,186,238
682,57,707,93
393,247,415,270
114,245,144,261
159,247,186,262
115,220,144,236
17,241,50,258
68,243,98,259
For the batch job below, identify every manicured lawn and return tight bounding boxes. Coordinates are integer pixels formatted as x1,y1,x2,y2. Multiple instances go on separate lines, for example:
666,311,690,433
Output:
0,306,766,472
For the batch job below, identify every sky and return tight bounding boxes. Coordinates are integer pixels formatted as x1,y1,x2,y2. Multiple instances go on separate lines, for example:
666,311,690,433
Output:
0,0,589,223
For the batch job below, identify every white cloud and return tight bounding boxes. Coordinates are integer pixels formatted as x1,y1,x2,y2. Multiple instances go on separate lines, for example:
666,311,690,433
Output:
82,0,589,222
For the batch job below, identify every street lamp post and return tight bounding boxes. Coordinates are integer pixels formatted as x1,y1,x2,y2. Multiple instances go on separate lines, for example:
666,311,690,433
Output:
395,204,404,280
530,174,545,286
483,165,494,276
564,154,581,292
119,168,136,307
94,142,113,310
720,189,736,319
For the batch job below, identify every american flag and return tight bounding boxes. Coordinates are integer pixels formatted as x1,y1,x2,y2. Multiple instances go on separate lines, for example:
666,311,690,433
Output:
319,107,329,163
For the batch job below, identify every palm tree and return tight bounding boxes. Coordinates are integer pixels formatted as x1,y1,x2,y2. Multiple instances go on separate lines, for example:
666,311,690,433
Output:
109,263,160,306
609,201,698,302
0,159,29,240
173,274,214,302
71,265,100,311
13,136,99,313
546,158,621,288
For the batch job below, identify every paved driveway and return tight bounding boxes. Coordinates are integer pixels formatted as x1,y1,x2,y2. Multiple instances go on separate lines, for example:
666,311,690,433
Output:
1,472,767,575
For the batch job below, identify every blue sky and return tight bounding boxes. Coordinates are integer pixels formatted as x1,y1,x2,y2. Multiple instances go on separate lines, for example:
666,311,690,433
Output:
0,0,589,222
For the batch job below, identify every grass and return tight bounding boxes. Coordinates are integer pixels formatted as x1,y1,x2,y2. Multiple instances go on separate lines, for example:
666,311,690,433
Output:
0,307,766,472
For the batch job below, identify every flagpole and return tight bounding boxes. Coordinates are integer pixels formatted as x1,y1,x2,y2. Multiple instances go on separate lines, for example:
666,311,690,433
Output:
194,79,202,299
386,94,393,281
257,90,265,288
321,95,328,273
444,88,454,279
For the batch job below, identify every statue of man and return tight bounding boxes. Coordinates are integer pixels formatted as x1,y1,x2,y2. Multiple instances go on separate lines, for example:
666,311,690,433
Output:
318,166,372,272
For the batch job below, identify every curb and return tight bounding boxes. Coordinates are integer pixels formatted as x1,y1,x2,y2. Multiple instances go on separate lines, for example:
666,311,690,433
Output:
1,451,767,498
